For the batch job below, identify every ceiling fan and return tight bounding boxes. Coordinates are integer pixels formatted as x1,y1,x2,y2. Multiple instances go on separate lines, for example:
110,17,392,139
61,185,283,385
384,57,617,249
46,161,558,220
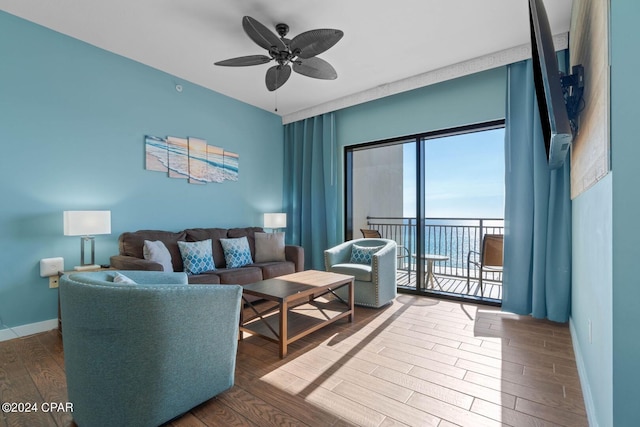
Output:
215,16,344,91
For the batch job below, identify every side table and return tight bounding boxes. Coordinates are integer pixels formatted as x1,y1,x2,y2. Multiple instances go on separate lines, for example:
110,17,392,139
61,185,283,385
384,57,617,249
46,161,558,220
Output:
411,254,449,290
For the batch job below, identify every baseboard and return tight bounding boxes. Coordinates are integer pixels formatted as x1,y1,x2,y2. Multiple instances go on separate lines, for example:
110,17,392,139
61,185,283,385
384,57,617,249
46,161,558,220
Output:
569,318,598,427
0,319,58,342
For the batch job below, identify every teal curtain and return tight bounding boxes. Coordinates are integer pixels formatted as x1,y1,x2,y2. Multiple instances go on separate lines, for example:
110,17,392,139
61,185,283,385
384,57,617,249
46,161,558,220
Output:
283,113,339,270
502,59,572,323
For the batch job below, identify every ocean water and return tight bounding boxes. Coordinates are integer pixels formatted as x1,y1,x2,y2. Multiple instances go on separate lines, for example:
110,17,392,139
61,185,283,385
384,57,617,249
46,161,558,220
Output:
380,219,503,270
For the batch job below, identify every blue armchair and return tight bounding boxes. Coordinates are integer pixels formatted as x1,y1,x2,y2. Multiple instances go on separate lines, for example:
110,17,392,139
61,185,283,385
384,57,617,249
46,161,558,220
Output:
324,238,397,308
59,270,242,427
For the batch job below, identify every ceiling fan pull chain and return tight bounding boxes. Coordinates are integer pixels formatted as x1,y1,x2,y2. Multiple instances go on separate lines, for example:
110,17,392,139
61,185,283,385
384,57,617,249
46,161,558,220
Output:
274,67,279,112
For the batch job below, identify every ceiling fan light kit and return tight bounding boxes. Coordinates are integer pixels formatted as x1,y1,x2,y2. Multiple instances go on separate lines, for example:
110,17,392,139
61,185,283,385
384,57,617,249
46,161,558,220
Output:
215,16,344,92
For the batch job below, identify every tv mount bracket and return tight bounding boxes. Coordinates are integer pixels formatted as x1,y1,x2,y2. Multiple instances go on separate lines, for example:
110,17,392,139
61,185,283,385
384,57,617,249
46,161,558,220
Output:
561,64,585,133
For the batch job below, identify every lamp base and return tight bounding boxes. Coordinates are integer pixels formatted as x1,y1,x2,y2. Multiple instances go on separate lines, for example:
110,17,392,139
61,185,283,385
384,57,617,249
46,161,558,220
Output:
73,264,101,271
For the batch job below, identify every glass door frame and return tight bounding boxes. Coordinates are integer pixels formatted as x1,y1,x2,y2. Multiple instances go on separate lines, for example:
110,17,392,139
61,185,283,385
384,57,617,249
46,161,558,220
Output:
344,119,505,299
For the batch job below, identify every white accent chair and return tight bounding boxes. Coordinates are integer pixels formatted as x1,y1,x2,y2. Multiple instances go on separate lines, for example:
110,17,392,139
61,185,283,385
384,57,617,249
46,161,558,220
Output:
324,238,397,308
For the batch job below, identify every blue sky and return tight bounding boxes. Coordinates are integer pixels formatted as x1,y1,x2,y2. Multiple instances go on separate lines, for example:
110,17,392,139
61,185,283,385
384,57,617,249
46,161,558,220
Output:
403,128,505,219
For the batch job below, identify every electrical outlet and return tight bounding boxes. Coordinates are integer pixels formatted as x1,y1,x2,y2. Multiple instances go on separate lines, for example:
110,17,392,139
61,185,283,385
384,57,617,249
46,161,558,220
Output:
49,276,59,289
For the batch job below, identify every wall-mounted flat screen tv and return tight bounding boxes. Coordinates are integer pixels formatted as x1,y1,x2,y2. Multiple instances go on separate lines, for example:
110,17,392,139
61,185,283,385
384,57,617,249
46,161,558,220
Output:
529,0,572,170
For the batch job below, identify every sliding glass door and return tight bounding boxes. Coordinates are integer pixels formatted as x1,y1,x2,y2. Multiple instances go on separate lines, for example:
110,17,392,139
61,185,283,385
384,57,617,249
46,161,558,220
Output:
346,140,416,284
345,120,505,303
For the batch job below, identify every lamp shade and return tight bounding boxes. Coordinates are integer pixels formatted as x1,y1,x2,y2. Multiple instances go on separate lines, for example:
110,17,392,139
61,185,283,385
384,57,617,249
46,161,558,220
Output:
263,213,286,229
63,211,111,236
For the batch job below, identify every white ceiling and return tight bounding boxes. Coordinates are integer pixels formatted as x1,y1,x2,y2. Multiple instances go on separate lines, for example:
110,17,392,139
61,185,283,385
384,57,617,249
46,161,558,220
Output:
1,0,573,123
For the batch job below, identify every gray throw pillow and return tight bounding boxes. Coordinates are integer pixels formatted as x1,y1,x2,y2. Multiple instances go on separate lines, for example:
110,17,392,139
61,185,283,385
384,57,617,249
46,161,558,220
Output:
254,232,286,263
143,240,173,272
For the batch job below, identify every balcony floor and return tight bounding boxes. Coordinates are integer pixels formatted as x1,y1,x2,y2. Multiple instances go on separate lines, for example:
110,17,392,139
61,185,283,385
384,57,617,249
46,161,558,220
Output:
396,268,503,302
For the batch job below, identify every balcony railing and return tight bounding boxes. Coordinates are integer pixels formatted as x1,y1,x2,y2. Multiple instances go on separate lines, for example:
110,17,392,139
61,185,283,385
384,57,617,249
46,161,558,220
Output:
365,216,504,300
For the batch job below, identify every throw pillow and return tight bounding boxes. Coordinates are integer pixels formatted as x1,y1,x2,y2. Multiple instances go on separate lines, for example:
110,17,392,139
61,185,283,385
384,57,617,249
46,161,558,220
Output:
143,240,173,272
220,236,254,268
112,272,136,284
254,232,286,263
177,239,215,275
350,244,384,265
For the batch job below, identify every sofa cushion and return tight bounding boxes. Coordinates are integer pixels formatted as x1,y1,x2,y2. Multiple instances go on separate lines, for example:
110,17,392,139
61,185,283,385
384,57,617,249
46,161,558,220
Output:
329,263,373,282
220,237,253,268
178,240,216,275
214,266,263,284
187,272,221,285
143,240,173,272
254,261,295,280
254,232,286,262
185,228,228,268
119,230,187,272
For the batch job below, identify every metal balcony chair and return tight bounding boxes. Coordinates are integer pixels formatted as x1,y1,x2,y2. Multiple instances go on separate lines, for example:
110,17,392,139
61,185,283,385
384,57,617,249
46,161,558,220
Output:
467,234,503,296
360,229,382,239
361,229,411,280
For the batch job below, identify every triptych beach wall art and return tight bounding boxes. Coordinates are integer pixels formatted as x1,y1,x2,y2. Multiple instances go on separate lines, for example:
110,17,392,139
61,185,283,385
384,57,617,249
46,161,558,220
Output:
145,135,239,184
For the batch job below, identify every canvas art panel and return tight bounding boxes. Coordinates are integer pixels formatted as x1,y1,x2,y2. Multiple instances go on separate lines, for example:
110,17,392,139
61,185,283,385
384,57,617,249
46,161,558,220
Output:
223,151,239,182
207,145,225,183
188,137,208,184
167,136,189,179
145,136,169,172
145,135,239,184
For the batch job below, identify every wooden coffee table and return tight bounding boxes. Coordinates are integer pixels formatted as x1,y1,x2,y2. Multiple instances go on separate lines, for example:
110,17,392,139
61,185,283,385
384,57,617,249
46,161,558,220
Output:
240,270,355,358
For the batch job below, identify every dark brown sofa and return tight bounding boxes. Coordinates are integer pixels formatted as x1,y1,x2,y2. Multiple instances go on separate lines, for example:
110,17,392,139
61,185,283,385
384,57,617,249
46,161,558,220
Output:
110,227,304,286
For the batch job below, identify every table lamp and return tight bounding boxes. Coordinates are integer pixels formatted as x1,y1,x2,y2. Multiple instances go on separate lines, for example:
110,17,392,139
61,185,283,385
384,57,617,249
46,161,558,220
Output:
63,210,111,270
263,213,286,232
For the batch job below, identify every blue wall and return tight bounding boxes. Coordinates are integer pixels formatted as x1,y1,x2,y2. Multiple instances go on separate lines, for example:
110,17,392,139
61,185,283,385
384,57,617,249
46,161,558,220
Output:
571,175,613,427
336,68,506,146
334,67,507,237
570,2,640,426
0,12,283,331
610,1,640,425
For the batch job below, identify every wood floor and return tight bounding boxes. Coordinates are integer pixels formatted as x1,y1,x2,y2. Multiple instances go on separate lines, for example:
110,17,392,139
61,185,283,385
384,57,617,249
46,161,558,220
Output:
0,294,588,427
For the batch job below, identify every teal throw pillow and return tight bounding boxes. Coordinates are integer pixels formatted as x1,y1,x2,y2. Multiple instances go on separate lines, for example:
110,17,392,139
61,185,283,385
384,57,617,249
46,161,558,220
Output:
350,244,384,265
177,239,215,275
220,236,254,268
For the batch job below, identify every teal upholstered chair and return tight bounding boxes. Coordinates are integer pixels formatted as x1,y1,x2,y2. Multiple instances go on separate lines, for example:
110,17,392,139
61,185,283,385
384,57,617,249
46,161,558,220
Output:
59,270,242,427
324,238,397,308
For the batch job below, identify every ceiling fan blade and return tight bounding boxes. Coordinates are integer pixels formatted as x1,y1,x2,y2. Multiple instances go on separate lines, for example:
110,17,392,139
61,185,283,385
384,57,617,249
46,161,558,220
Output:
242,16,286,52
293,57,337,80
265,65,291,91
214,55,272,67
290,29,344,59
